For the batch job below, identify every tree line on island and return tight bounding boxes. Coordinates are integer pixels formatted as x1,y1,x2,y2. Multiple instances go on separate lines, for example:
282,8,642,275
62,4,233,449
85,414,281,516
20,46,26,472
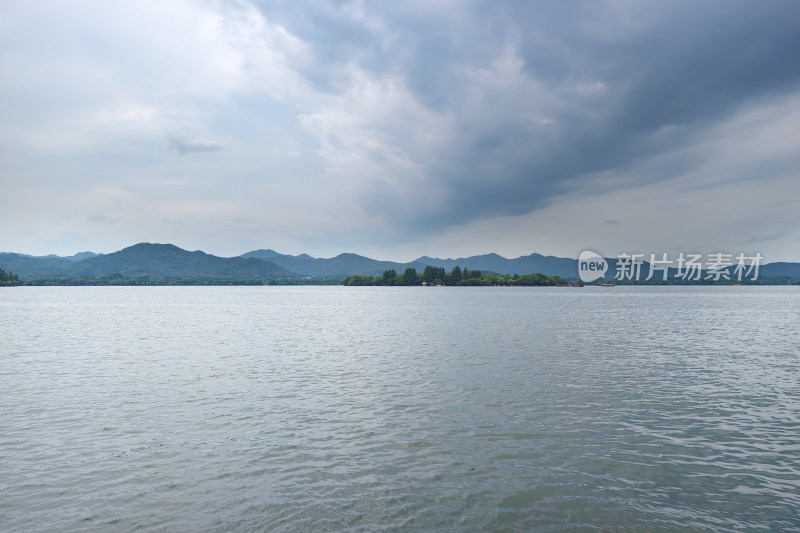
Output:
343,266,567,286
0,267,19,286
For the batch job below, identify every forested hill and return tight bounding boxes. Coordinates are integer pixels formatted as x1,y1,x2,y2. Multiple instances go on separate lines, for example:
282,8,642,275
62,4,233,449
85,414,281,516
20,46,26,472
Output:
2,243,799,283
0,243,295,281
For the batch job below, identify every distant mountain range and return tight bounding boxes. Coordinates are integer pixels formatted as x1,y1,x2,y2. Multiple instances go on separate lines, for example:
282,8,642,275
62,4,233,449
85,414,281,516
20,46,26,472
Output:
0,243,294,280
1,242,799,281
241,249,430,277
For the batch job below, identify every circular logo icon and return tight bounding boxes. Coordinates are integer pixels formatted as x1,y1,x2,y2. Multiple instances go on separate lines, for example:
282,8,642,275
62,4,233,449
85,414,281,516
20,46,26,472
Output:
577,250,608,282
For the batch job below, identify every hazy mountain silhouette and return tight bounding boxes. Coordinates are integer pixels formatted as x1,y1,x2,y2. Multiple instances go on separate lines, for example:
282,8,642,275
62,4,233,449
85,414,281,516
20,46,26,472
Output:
2,244,797,281
1,243,295,280
241,249,429,277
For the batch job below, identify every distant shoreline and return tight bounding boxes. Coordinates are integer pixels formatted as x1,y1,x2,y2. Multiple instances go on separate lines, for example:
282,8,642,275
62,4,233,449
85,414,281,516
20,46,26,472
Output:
12,278,800,287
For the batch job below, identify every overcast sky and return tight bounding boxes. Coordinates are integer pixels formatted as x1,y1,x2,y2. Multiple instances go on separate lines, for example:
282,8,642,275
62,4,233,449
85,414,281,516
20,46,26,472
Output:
1,0,798,261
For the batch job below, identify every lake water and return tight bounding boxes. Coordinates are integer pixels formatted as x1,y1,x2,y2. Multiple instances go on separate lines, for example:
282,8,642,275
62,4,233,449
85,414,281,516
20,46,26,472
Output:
1,286,799,532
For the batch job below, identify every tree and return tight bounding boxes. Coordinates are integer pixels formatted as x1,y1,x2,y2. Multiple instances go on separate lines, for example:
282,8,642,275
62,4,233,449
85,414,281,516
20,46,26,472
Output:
403,267,418,286
422,265,446,284
423,265,437,283
450,265,462,284
0,267,19,286
382,269,397,286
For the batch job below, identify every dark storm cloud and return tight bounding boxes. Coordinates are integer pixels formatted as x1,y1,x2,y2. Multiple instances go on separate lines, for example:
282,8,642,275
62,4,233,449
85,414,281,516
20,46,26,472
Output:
253,0,800,230
2,0,798,259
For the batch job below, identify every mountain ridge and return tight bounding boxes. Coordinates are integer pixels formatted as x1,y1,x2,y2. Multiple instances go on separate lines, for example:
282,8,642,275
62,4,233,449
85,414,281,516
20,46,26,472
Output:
0,243,295,280
240,249,430,277
412,252,578,278
1,243,798,281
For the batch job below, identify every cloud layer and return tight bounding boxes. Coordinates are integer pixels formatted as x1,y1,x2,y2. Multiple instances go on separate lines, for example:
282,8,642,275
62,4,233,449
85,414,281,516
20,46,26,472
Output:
1,0,798,260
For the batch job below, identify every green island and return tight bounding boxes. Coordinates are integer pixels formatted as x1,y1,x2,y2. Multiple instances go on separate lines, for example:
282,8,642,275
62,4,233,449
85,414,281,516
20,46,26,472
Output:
343,266,567,286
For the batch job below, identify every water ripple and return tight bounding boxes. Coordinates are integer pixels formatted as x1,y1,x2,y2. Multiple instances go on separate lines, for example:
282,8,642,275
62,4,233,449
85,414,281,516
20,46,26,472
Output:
1,286,799,531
